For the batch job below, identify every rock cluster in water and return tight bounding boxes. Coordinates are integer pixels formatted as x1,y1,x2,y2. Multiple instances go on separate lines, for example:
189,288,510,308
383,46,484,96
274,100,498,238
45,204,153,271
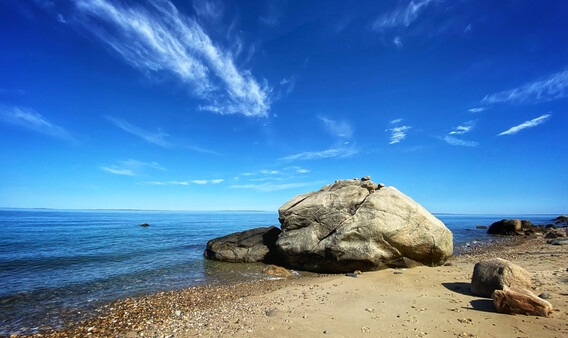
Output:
204,177,453,273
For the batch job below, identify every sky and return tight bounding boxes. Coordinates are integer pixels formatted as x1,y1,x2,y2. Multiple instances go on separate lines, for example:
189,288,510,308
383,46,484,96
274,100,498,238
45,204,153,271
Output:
0,0,567,213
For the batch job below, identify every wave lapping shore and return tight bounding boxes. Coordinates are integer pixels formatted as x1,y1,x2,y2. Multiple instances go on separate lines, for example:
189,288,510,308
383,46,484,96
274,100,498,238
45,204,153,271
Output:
33,235,568,338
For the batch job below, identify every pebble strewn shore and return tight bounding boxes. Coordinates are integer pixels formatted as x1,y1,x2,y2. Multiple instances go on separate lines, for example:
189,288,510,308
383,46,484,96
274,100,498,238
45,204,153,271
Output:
16,235,568,337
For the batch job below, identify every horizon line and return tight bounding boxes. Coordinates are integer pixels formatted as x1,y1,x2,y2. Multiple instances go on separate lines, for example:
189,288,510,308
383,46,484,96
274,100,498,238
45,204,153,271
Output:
0,207,564,216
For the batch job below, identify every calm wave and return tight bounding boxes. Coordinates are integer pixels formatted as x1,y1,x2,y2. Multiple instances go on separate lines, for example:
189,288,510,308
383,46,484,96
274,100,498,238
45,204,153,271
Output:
0,209,558,334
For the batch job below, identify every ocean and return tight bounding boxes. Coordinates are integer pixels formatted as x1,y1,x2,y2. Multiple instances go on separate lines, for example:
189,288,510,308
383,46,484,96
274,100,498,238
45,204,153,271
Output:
0,209,559,335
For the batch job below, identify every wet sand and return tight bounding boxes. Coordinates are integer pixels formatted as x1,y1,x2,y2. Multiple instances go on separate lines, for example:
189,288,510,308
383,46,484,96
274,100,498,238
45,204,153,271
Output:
29,236,568,337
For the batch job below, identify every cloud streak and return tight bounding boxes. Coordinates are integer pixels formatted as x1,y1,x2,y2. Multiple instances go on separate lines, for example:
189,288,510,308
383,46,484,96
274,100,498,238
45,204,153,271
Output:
482,70,568,105
498,113,551,136
229,181,324,192
75,0,270,117
443,120,478,147
443,135,478,147
449,120,476,135
280,147,358,161
106,116,172,147
386,119,411,144
101,159,164,176
372,0,433,31
0,106,74,141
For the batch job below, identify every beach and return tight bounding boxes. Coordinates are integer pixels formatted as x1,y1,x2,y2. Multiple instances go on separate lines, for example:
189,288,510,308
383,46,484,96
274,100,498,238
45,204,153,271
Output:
30,235,567,338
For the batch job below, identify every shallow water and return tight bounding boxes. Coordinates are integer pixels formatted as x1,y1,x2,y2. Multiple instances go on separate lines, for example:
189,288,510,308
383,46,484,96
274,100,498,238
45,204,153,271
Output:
0,209,559,334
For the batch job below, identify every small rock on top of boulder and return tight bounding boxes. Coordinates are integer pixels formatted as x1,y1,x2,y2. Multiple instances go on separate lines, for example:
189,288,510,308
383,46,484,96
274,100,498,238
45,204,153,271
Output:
470,258,531,298
275,177,453,273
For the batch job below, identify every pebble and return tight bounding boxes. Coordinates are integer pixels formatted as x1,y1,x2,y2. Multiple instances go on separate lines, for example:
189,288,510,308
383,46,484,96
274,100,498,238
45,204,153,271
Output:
394,271,403,275
538,293,550,299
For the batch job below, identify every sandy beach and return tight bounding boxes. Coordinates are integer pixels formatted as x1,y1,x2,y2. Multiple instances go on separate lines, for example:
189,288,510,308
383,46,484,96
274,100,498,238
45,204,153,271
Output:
27,235,567,338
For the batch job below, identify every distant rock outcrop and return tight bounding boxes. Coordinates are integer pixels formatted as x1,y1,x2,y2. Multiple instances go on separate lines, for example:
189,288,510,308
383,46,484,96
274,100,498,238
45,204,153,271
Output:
487,219,544,236
470,258,532,298
274,177,453,273
139,223,150,227
554,215,568,227
203,226,281,263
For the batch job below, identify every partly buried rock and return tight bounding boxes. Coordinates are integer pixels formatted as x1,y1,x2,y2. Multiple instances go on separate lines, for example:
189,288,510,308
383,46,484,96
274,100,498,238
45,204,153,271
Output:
487,219,523,235
471,258,532,298
493,286,553,317
262,264,293,277
275,177,453,273
204,226,281,263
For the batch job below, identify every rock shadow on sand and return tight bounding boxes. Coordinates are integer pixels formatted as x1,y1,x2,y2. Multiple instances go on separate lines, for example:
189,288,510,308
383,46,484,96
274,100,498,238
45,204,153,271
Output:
442,282,472,296
468,299,496,313
442,282,497,313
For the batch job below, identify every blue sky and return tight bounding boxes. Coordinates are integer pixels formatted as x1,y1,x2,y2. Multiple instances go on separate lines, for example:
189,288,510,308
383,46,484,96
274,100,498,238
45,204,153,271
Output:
0,0,567,213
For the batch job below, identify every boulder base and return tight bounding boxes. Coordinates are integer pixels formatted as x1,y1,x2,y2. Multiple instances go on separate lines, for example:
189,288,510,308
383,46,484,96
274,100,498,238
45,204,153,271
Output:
275,178,453,273
204,226,281,263
470,258,532,298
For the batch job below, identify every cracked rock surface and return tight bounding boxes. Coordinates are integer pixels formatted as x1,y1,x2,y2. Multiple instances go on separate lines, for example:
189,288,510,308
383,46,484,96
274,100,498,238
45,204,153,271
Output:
275,178,453,272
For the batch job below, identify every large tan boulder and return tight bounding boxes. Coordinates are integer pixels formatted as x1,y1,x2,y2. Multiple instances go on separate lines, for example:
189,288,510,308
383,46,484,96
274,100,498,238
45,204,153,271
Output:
275,178,453,272
493,286,553,317
470,258,532,297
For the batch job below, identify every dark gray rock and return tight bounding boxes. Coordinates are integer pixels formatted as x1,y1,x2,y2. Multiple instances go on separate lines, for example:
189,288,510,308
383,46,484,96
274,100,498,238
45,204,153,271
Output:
553,215,568,226
487,219,523,236
204,226,281,263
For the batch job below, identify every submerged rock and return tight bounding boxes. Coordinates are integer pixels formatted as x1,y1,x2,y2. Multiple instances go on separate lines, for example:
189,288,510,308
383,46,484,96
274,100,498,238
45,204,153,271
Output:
470,258,531,298
139,223,150,227
204,226,281,263
274,178,453,273
262,264,293,277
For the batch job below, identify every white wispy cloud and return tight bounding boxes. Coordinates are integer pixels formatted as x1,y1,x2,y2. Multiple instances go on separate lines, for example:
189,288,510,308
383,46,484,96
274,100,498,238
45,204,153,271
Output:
443,120,478,147
449,120,476,135
390,118,403,124
393,36,403,48
443,135,478,147
0,106,74,141
75,0,270,117
101,166,135,176
192,0,223,21
229,181,324,192
386,125,411,144
144,180,189,186
498,113,551,136
372,0,434,31
468,107,485,113
106,116,172,147
318,116,354,139
210,179,224,184
482,70,568,105
101,159,164,176
192,180,208,185
280,147,358,161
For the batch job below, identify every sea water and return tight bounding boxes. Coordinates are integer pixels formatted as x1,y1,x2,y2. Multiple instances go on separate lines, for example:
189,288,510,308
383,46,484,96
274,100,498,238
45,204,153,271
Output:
0,209,559,334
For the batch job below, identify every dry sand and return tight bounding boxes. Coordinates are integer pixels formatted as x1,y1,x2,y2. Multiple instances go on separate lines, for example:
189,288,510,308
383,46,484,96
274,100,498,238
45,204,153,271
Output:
35,236,568,338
